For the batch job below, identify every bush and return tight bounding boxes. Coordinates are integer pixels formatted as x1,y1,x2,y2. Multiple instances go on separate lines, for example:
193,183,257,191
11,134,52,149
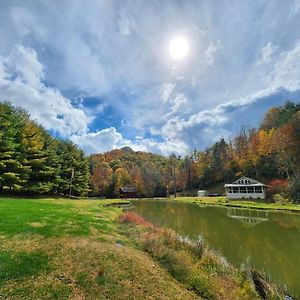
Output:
190,274,213,299
273,193,290,205
267,179,288,201
192,236,207,259
200,252,229,276
118,212,153,228
162,249,192,282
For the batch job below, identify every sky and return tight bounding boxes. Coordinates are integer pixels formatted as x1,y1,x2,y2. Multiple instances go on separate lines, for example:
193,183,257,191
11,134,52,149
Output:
1,0,300,156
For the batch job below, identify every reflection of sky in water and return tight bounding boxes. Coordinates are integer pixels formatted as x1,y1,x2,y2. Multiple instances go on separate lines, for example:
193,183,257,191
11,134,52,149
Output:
133,200,300,297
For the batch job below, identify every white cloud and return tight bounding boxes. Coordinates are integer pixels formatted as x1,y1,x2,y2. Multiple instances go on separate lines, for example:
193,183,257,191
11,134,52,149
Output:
289,0,300,16
118,13,134,36
257,42,277,65
204,40,221,66
71,127,124,154
161,83,176,103
71,39,300,156
71,127,189,156
0,45,91,135
165,93,188,118
267,41,300,91
0,1,300,156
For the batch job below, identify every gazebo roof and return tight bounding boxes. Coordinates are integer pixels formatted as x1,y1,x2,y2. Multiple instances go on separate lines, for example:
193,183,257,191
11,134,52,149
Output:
120,186,136,193
224,176,265,187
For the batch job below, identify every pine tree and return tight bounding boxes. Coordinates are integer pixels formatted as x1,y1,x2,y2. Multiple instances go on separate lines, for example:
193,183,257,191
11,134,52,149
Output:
21,120,59,194
56,141,90,197
0,103,28,191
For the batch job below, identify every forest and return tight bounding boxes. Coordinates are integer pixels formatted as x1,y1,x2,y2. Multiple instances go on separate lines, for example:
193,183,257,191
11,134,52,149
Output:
1,101,300,202
0,102,90,196
90,101,300,202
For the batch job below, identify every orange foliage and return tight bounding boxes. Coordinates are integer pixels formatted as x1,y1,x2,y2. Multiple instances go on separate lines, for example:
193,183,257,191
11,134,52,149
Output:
267,179,288,196
119,212,153,228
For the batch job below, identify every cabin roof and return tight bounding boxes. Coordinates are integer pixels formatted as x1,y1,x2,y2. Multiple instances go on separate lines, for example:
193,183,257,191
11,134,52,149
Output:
120,186,136,193
224,176,265,187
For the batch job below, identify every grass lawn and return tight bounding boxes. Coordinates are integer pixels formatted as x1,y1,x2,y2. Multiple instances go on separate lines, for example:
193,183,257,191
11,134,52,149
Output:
165,196,300,213
0,197,288,299
0,197,201,300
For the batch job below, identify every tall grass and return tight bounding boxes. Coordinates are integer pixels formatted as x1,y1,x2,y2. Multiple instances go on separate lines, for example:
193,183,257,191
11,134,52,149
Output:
119,212,288,300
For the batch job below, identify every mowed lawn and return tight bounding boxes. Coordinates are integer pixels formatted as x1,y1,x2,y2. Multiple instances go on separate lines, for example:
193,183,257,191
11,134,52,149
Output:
0,198,198,300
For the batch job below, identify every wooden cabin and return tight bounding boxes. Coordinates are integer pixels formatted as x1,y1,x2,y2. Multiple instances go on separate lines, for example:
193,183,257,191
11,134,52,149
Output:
119,186,137,198
224,176,266,200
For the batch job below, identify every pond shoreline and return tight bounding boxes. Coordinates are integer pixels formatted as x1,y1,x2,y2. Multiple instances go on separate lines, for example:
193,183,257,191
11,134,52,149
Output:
141,197,300,213
132,198,300,298
119,210,288,299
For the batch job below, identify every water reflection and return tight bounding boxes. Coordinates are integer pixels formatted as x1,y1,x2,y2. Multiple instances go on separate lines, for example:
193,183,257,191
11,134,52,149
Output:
227,208,269,227
132,199,300,297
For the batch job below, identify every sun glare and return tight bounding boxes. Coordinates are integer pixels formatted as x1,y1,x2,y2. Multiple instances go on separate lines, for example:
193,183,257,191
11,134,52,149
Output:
169,37,189,60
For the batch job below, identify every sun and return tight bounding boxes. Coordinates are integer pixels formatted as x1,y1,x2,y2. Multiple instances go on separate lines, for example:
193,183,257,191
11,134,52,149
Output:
169,37,189,60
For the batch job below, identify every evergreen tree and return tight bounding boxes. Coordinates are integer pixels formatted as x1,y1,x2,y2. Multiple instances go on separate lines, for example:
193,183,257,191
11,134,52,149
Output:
0,103,28,191
21,120,52,193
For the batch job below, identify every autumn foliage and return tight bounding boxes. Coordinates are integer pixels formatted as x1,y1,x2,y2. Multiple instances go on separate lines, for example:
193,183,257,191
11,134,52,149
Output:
90,101,300,202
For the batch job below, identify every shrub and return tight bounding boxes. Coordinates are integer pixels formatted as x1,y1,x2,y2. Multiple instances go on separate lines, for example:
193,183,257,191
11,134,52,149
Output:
190,274,214,299
140,231,167,257
192,236,207,259
273,193,290,205
267,179,288,201
200,252,229,276
118,212,153,228
161,249,192,282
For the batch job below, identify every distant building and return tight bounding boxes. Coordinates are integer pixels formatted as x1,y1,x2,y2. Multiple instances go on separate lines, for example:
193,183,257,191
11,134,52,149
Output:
224,176,266,200
119,186,137,198
197,190,208,197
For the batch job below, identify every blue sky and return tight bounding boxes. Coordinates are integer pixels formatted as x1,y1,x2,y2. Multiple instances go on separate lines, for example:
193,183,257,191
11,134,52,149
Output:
0,0,300,155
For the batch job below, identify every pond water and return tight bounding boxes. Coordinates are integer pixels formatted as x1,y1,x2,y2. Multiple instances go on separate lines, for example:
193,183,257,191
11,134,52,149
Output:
132,199,300,297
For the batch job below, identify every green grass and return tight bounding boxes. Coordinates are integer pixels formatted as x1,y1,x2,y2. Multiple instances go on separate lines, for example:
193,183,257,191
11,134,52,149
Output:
0,196,289,299
0,198,123,237
0,250,49,285
0,197,201,299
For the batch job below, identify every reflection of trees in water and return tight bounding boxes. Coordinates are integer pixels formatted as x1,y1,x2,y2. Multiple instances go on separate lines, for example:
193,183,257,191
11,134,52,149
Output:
133,200,300,296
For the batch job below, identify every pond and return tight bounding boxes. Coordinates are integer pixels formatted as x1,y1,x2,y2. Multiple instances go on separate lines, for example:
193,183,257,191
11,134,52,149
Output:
132,199,300,297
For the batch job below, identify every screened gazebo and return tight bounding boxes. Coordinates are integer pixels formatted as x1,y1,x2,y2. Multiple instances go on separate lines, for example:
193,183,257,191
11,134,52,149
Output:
224,176,266,200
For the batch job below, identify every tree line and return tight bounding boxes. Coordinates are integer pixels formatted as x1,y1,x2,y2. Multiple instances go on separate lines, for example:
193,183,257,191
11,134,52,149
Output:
0,102,90,196
90,101,300,202
1,100,300,202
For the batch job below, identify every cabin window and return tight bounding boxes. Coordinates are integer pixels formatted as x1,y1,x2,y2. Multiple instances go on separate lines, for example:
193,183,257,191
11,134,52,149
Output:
254,186,263,193
232,187,239,193
247,186,254,193
240,186,247,193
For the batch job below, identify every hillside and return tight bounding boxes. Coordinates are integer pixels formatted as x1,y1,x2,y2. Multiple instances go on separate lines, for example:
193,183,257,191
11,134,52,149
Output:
90,147,170,198
90,101,300,202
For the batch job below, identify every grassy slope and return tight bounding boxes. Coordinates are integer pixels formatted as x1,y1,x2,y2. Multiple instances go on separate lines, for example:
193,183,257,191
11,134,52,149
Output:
0,197,287,299
165,196,300,212
0,198,197,300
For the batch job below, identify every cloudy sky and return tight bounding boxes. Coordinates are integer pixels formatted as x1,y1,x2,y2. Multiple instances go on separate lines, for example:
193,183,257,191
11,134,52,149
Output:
1,0,300,155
